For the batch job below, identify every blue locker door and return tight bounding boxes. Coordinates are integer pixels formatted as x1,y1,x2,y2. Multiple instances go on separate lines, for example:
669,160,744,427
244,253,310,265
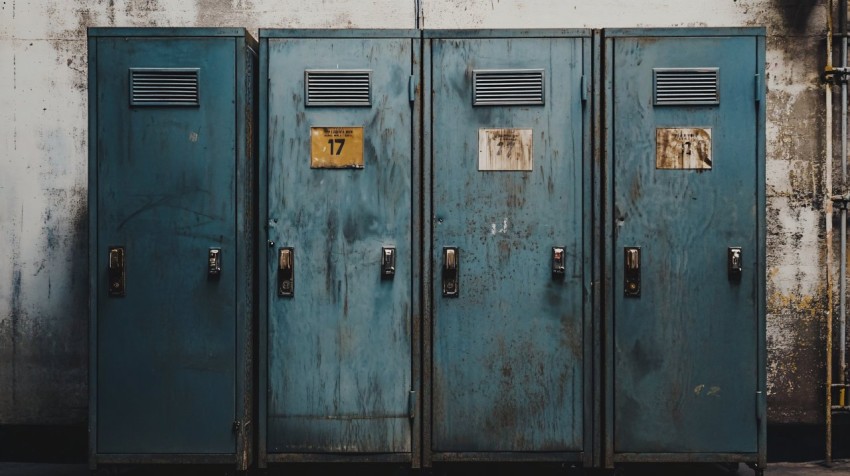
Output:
610,35,760,454
96,38,237,453
265,37,414,453
430,36,589,452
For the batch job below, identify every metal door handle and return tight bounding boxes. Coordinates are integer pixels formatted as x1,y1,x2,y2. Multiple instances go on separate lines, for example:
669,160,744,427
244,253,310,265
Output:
382,247,396,278
728,247,742,280
552,247,566,276
208,248,221,277
278,247,294,297
443,247,459,297
108,246,125,297
624,247,640,297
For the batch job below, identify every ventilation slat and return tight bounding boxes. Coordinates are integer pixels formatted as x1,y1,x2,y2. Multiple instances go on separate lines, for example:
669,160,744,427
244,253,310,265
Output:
132,87,197,91
654,68,719,106
133,76,198,80
476,79,544,83
309,93,370,97
477,90,543,95
657,92,717,95
132,77,198,81
473,69,544,106
477,85,544,90
657,81,717,85
130,68,199,107
308,83,370,87
305,70,371,107
309,79,370,82
309,88,370,92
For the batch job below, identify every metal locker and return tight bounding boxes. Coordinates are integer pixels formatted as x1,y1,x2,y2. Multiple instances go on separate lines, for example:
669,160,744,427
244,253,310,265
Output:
602,28,766,468
258,30,421,465
87,28,257,468
424,30,593,465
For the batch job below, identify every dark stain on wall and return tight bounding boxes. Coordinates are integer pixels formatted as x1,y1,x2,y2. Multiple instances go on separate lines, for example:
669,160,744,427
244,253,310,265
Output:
771,0,821,35
0,204,24,420
762,29,828,425
1,185,88,424
0,0,844,437
8,263,23,410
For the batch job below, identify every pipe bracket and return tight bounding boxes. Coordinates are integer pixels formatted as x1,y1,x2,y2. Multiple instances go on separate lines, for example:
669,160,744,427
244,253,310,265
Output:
824,67,850,84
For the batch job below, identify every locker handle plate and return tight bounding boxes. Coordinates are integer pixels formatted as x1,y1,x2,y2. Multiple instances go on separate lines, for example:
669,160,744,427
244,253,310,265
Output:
108,246,125,297
382,247,396,278
278,247,294,297
443,247,459,297
624,247,640,297
208,248,221,277
728,247,742,280
552,247,566,277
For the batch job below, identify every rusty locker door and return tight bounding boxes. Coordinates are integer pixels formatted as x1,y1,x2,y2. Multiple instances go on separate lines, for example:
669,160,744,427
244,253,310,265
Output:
426,30,592,463
605,28,766,465
89,28,257,466
260,30,419,463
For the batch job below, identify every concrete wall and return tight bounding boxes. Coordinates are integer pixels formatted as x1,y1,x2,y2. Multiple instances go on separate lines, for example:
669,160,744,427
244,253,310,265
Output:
0,0,833,426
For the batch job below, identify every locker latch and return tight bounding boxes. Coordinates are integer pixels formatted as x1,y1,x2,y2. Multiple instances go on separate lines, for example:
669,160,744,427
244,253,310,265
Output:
278,247,294,297
728,247,742,280
108,246,125,297
442,247,459,297
382,247,396,278
552,247,566,277
208,248,221,277
624,247,640,297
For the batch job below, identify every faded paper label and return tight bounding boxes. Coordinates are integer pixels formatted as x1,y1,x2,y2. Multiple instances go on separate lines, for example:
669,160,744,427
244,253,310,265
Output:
311,127,364,169
478,128,533,171
656,128,712,170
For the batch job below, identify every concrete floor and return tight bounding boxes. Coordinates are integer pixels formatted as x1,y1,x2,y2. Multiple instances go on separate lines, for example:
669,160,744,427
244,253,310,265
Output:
767,462,850,475
619,461,850,475
612,462,850,476
1,461,850,476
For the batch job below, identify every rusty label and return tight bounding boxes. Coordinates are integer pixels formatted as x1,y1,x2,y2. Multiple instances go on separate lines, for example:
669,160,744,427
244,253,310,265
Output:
656,127,712,170
310,127,364,169
478,128,533,171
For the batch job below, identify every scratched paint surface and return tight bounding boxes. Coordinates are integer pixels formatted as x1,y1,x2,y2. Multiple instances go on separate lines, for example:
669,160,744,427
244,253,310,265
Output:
265,36,413,453
430,36,588,452
421,0,827,426
0,0,413,427
610,35,760,453
0,0,836,430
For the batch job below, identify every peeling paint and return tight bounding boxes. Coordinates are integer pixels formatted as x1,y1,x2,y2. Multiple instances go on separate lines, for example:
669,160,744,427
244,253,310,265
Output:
489,218,509,235
0,0,841,429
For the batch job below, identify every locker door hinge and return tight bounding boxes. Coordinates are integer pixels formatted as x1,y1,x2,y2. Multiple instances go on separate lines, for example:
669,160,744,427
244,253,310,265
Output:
756,390,764,422
581,75,588,102
408,390,416,420
754,73,762,103
233,419,251,434
409,75,416,103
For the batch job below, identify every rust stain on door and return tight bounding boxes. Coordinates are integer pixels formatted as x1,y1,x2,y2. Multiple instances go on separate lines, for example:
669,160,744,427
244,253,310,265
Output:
656,127,712,170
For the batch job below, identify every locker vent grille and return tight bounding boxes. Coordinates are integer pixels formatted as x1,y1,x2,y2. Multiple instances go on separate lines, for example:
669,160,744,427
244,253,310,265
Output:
305,70,372,107
654,68,719,106
130,68,199,107
473,69,545,106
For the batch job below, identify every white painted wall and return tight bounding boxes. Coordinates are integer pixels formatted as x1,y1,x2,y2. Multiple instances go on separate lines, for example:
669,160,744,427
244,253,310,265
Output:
0,0,832,425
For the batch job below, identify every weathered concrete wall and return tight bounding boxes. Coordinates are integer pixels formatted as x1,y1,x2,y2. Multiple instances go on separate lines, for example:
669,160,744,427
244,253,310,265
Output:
0,0,834,426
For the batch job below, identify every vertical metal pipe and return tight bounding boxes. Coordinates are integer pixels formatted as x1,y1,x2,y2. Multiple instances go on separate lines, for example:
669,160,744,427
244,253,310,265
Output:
841,0,848,404
826,0,835,464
